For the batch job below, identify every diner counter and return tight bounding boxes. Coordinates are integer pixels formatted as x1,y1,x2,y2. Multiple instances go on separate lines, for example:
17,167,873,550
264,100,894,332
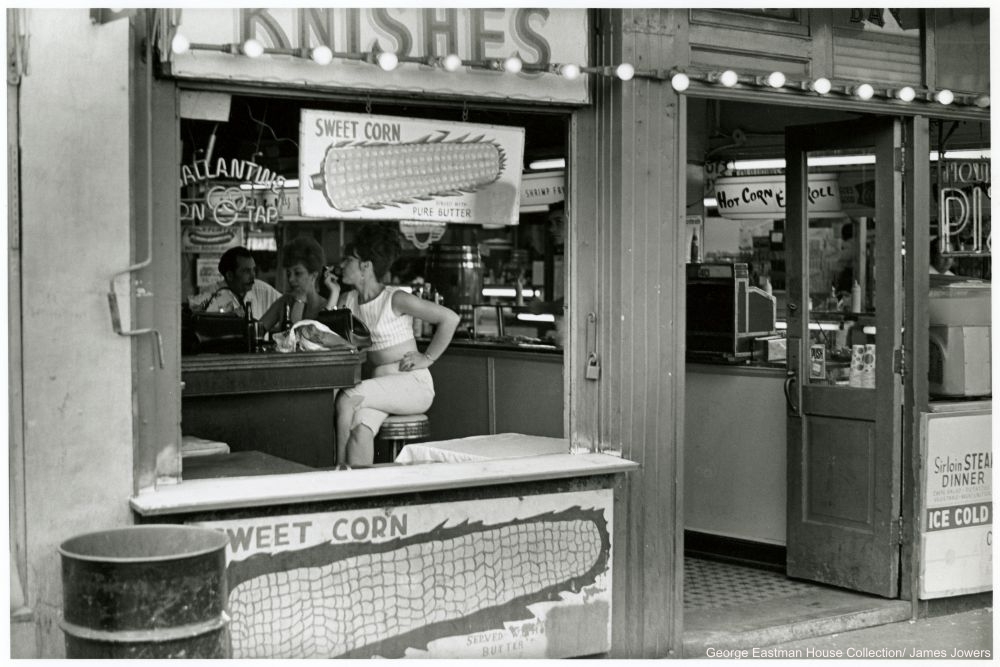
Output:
131,435,637,516
422,341,565,441
182,349,363,469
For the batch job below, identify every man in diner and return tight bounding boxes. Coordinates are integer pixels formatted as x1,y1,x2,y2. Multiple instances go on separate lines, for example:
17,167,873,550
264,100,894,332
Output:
190,246,281,316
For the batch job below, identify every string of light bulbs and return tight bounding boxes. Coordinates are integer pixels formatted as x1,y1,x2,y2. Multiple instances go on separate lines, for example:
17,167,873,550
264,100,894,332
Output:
666,68,989,108
168,33,988,108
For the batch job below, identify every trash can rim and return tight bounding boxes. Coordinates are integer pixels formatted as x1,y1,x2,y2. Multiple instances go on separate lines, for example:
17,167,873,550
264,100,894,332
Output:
58,525,227,563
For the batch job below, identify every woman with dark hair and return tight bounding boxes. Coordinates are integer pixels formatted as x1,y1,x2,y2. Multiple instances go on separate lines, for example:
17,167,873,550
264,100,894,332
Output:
259,236,328,332
325,222,460,466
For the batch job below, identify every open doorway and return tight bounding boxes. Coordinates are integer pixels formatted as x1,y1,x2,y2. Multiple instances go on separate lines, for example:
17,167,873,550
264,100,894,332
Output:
680,97,990,653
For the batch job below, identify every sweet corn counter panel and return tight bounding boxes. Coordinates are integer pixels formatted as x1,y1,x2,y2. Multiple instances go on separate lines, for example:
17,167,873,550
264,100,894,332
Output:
131,447,638,658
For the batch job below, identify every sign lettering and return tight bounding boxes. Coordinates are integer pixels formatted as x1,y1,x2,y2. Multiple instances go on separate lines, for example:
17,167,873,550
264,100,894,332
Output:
165,9,589,104
237,8,554,65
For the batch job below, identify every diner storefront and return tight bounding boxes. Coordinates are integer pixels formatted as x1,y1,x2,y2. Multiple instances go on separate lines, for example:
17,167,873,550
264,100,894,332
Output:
9,8,990,659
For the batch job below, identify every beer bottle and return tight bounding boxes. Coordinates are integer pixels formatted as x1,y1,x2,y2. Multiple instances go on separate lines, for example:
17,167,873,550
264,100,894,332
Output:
244,300,256,352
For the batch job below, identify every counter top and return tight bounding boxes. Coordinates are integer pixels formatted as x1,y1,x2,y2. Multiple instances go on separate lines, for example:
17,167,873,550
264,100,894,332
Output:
928,399,992,413
687,360,787,377
182,348,363,397
131,449,638,516
182,348,363,370
425,336,562,355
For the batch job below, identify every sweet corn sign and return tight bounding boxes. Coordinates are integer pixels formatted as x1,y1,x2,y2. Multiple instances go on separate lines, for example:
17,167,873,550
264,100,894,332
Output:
299,110,525,225
162,8,589,104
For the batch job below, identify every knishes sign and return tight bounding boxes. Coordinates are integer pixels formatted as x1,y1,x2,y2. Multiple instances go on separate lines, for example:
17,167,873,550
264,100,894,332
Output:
162,8,589,104
299,110,525,225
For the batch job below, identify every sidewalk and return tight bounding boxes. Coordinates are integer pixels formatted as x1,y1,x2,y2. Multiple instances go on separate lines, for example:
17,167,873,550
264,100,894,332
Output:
714,608,993,660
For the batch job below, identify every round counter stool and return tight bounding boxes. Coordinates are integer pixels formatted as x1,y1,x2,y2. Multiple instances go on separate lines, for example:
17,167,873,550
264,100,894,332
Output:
378,414,431,462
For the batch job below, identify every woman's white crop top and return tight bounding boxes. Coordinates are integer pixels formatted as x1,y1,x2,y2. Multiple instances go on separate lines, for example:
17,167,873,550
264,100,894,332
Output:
343,286,414,351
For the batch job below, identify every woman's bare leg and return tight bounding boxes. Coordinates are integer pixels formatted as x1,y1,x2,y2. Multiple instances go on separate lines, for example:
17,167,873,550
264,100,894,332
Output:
335,393,362,465
345,425,375,466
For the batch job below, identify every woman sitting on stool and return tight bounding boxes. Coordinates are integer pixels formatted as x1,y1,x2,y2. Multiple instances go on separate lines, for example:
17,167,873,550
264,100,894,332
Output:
326,222,460,466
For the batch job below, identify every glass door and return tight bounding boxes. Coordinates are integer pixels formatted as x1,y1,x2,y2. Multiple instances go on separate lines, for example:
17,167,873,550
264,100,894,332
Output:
784,118,904,597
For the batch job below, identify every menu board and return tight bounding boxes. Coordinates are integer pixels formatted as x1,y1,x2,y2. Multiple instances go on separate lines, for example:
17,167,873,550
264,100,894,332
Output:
919,411,992,598
299,110,525,225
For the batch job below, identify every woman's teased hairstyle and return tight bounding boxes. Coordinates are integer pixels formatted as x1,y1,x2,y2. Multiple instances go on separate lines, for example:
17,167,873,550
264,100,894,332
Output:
344,222,402,280
282,235,326,274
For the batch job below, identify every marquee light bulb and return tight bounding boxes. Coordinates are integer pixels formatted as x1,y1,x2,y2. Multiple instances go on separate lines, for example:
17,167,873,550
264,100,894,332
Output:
310,45,333,66
766,71,785,88
670,72,690,92
503,54,523,74
241,38,264,58
718,69,739,87
441,54,463,72
615,63,634,81
810,77,832,95
854,83,875,100
560,63,581,80
170,32,190,55
935,89,954,105
377,51,399,71
895,86,916,102
975,94,990,108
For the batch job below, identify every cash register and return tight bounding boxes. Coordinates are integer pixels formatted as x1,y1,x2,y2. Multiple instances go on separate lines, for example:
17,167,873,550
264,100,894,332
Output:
686,262,777,361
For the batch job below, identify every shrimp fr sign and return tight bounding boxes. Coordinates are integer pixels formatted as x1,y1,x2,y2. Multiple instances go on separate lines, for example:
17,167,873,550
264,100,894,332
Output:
299,110,525,225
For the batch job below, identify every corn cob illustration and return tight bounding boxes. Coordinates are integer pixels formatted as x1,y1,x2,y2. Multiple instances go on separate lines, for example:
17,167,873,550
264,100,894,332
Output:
309,133,506,211
225,506,610,659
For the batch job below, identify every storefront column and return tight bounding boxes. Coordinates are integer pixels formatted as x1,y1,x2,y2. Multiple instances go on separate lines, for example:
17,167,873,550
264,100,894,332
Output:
572,8,687,658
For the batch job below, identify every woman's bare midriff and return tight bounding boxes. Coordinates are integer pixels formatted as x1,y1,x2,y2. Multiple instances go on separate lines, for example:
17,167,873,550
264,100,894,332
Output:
366,339,418,367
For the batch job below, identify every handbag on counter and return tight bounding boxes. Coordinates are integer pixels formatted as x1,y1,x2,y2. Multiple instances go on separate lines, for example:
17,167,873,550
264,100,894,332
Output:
316,308,373,350
186,310,247,354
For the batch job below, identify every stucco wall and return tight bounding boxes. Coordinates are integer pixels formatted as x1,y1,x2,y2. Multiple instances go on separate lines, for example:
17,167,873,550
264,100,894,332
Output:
16,9,134,657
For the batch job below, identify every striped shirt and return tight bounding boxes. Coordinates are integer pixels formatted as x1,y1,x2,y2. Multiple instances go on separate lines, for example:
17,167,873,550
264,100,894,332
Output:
344,286,414,351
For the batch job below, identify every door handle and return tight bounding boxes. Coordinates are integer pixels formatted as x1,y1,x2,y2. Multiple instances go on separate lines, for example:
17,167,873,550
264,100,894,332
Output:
783,370,800,416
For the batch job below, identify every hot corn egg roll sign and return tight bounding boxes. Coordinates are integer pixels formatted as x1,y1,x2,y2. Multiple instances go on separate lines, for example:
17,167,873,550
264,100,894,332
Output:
919,411,992,598
299,110,525,225
191,489,612,659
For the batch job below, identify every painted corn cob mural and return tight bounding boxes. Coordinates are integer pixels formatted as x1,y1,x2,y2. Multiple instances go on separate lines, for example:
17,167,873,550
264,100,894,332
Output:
223,505,611,659
309,133,506,211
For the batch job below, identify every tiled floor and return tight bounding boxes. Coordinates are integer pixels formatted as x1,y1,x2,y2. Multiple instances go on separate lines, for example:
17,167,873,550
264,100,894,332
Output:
682,556,912,657
684,557,820,611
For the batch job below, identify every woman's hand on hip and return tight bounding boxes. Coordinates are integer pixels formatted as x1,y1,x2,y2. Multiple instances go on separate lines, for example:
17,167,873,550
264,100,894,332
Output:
399,350,432,371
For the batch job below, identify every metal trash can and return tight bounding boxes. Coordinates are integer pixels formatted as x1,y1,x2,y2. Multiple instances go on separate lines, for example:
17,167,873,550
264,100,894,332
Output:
59,525,230,658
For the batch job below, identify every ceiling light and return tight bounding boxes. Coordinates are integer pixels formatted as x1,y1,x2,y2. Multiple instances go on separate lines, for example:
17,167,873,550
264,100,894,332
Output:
615,63,634,81
728,154,877,170
931,149,991,161
854,83,875,100
441,54,463,72
810,77,832,95
503,54,523,74
935,89,955,105
241,38,264,58
895,86,916,102
310,46,333,65
559,63,581,80
528,158,565,170
718,70,739,87
670,72,690,92
765,71,785,88
377,51,399,71
170,32,190,55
